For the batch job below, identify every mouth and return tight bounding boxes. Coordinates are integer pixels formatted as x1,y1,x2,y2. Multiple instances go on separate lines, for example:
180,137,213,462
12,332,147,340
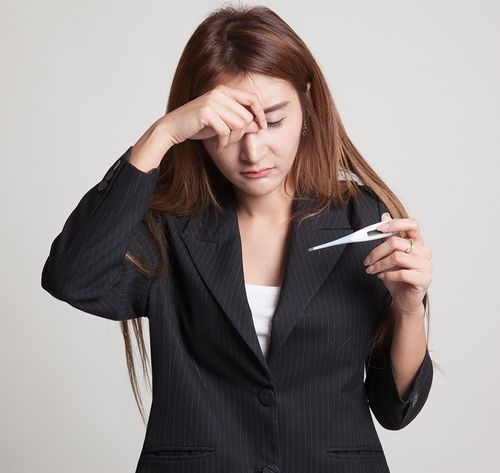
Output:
241,167,274,178
242,167,274,174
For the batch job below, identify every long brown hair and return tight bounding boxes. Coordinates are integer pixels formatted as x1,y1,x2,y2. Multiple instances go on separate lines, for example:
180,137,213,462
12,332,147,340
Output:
121,4,435,424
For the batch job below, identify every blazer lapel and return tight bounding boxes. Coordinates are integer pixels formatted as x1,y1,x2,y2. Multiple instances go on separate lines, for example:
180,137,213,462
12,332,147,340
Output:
179,191,353,372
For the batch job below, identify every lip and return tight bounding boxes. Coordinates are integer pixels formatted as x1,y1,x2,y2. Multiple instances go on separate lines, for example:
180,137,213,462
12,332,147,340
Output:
241,167,274,178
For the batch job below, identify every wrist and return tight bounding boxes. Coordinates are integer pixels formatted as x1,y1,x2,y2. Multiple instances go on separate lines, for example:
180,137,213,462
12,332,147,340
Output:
393,302,425,320
155,115,177,150
130,121,174,173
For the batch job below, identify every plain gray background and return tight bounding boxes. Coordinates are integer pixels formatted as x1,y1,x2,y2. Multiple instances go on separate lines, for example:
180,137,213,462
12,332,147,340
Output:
2,0,498,471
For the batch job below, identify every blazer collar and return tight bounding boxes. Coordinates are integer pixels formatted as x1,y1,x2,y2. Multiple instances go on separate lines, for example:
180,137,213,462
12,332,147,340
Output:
179,190,353,374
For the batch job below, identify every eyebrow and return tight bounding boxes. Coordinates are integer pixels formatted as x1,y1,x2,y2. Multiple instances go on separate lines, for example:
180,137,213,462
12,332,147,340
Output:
263,100,290,113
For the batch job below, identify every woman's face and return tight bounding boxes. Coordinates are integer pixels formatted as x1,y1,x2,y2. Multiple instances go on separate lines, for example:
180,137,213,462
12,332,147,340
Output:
202,73,310,200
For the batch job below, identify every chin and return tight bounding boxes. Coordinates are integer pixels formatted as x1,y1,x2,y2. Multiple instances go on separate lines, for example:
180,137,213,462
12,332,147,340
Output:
235,178,283,196
239,187,274,198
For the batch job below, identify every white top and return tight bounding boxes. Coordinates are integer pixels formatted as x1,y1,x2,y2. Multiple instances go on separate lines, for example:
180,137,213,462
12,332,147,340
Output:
244,283,281,359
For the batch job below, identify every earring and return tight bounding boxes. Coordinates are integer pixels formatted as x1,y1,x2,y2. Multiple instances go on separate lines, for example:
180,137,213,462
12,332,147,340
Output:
302,118,308,136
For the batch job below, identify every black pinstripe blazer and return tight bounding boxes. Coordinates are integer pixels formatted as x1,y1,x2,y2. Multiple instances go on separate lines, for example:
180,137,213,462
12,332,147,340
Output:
41,146,433,473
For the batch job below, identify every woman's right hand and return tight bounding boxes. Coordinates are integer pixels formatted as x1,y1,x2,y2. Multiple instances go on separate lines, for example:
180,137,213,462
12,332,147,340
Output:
159,84,268,152
130,85,268,173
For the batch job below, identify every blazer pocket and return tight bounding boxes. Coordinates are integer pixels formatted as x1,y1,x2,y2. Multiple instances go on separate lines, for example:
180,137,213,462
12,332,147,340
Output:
327,445,383,460
140,445,215,461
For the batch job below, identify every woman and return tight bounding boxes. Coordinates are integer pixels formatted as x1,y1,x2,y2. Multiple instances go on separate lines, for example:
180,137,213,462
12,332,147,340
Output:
41,5,434,473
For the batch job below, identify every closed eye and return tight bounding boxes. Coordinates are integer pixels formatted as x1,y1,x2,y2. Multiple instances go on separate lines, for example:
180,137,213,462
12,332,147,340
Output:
267,118,285,129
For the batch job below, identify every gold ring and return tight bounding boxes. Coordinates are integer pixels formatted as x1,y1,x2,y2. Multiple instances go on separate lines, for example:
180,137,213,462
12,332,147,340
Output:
404,239,414,254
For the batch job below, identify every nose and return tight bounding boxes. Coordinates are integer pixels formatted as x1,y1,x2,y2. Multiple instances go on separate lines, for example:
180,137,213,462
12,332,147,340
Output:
239,130,267,163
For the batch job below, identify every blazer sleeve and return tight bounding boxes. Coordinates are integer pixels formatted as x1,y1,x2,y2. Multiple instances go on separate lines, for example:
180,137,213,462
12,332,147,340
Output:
363,197,434,430
41,146,161,321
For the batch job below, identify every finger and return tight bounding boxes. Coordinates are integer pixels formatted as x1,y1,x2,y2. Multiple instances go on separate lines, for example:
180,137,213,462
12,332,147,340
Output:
377,268,429,289
224,86,267,130
214,91,258,131
212,105,256,149
380,213,394,242
376,218,423,244
367,251,427,275
205,108,234,151
364,236,421,266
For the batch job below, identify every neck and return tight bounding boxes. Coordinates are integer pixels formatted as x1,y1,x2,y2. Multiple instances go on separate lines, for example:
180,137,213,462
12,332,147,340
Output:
233,185,295,224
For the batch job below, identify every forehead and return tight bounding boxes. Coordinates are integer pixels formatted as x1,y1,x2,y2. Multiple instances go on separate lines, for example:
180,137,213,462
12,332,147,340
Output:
221,73,296,109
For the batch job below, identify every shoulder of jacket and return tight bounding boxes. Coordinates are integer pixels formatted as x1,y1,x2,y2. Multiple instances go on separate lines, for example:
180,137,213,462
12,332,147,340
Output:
347,183,383,227
337,170,380,206
338,168,364,186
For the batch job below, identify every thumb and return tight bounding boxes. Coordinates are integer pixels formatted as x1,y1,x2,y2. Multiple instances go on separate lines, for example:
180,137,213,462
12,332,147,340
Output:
381,212,392,222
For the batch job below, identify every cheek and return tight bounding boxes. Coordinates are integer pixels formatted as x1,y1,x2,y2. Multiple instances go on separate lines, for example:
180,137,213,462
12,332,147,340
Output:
279,120,302,148
205,151,234,174
274,121,302,167
277,116,303,143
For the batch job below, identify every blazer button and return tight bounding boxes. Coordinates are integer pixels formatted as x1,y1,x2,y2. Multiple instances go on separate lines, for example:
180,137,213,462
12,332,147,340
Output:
262,464,280,473
97,180,108,191
258,389,275,406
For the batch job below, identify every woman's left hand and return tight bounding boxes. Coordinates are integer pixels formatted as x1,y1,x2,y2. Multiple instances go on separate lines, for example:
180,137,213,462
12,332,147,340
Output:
363,212,432,317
